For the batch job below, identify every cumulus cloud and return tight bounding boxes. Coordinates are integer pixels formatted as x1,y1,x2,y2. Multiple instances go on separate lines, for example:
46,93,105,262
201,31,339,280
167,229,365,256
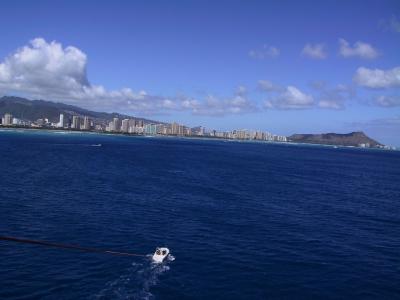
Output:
0,38,258,116
0,38,88,94
339,38,379,59
178,86,257,116
375,95,400,107
318,100,342,109
313,83,354,110
249,45,280,59
264,86,314,109
235,85,247,96
260,80,354,110
191,94,257,116
257,80,282,92
179,85,260,115
353,66,400,89
0,38,155,111
301,43,327,59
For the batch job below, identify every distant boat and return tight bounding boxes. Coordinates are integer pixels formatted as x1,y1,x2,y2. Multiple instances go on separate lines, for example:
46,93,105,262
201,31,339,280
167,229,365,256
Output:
91,144,102,147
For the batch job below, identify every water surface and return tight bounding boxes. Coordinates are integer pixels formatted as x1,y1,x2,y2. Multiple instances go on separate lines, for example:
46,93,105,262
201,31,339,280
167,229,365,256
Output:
0,129,399,299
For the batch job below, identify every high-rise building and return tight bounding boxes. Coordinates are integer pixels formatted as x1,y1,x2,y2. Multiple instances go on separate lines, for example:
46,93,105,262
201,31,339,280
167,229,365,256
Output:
83,116,90,130
128,119,135,133
184,127,192,136
136,119,144,128
235,130,247,139
2,113,13,125
171,122,179,135
112,117,120,132
156,124,165,134
178,124,184,135
121,119,129,133
106,120,114,132
71,116,80,129
144,124,157,135
128,119,135,127
163,126,171,135
58,114,64,128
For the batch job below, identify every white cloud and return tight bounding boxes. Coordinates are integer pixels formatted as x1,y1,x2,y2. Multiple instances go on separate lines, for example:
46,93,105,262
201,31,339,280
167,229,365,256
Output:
187,87,258,116
354,66,400,89
0,38,88,92
264,86,314,109
318,100,342,109
301,43,327,59
339,38,379,59
235,85,247,96
257,80,282,92
182,95,256,116
0,38,258,116
375,95,400,107
261,80,354,110
0,38,149,109
313,83,354,110
249,45,280,59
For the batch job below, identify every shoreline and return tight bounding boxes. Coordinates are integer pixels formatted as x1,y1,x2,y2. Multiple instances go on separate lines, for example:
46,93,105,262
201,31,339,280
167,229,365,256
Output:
0,126,397,151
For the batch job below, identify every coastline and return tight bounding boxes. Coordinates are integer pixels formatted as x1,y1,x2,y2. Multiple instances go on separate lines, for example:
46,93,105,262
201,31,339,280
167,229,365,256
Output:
0,126,397,152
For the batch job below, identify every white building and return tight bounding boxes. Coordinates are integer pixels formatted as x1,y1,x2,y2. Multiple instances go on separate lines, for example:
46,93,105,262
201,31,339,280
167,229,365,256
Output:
127,119,135,132
112,117,120,132
121,119,129,133
83,116,90,130
58,114,64,128
1,113,12,125
71,116,80,129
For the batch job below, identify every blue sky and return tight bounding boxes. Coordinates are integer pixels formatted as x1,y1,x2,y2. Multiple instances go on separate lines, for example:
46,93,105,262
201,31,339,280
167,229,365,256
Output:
0,0,399,145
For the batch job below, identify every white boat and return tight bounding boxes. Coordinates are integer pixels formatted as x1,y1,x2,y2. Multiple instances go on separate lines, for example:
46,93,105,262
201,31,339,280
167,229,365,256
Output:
152,247,169,263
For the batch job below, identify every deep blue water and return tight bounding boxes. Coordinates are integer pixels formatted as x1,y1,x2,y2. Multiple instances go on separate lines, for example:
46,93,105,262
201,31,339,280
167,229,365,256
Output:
0,129,399,299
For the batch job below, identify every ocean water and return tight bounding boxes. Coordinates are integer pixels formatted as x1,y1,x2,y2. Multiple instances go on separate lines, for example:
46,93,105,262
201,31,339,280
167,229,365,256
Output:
0,129,399,299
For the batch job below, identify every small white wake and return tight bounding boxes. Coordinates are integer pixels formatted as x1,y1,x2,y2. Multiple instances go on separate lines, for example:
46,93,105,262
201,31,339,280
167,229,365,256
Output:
166,254,175,262
93,255,174,300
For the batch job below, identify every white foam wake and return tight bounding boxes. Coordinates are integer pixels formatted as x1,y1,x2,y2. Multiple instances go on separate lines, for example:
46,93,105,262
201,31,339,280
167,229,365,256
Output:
93,256,173,300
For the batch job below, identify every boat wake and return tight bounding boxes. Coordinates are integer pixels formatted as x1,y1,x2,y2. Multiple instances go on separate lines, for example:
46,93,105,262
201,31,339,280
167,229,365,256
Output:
93,255,174,300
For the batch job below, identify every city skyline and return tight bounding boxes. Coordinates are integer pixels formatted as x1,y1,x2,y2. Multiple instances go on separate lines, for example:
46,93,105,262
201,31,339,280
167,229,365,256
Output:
0,1,399,145
1,103,388,149
0,109,289,143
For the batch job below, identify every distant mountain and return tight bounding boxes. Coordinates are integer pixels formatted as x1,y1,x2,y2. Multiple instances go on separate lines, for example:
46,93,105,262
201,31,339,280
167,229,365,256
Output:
0,96,163,125
288,132,382,147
